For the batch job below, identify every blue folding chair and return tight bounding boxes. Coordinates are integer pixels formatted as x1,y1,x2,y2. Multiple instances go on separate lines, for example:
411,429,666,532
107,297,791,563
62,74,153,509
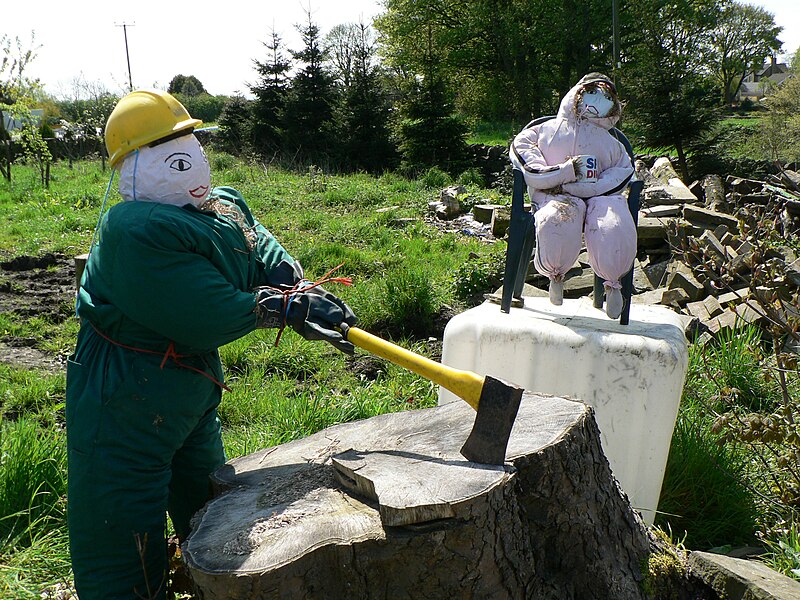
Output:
500,116,644,325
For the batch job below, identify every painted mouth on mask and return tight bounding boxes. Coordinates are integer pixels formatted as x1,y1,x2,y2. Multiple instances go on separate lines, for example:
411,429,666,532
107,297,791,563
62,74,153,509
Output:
189,186,209,198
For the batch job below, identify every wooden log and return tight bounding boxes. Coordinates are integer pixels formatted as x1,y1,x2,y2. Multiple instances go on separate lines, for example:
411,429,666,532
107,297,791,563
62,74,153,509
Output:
184,395,655,599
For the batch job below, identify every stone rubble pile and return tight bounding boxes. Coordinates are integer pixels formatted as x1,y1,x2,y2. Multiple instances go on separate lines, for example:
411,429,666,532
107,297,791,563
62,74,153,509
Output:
426,158,800,343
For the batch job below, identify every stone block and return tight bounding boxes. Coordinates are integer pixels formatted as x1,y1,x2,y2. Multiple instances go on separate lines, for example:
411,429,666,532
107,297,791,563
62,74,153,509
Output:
667,263,705,301
633,260,655,292
641,205,682,218
563,270,596,298
637,217,671,240
713,224,729,240
735,302,766,325
705,310,739,334
689,550,800,600
686,300,711,320
643,260,671,289
661,288,690,307
683,205,739,230
472,204,502,224
698,230,727,262
632,287,669,305
725,176,764,195
491,206,511,237
717,287,750,305
702,295,725,318
652,157,681,184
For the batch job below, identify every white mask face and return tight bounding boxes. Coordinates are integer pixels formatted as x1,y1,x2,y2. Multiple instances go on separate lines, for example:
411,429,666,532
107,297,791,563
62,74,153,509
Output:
118,135,211,207
579,88,615,118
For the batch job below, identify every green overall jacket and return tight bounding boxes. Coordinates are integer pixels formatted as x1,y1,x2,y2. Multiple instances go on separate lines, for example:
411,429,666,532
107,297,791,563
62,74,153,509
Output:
66,186,293,600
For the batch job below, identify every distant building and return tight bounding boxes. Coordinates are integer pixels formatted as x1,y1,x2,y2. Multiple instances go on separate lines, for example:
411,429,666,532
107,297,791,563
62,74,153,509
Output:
736,55,791,102
2,109,44,132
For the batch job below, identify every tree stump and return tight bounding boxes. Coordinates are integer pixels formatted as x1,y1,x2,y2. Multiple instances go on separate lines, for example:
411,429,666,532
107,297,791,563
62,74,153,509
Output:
184,394,654,599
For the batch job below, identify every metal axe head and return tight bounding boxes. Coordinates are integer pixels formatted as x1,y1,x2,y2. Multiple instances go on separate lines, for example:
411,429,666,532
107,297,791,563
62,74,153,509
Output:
460,375,524,465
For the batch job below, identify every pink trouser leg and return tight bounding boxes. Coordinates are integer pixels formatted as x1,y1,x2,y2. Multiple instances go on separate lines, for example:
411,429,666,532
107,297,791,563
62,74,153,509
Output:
532,194,586,281
584,194,637,287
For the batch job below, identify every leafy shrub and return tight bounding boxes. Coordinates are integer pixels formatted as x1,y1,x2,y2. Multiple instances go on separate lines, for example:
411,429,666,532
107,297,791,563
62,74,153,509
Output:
457,167,485,188
209,151,237,172
419,167,452,189
452,246,506,303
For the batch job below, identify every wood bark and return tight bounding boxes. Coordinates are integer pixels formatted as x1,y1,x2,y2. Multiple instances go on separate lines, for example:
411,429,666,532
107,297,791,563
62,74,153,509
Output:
184,394,655,599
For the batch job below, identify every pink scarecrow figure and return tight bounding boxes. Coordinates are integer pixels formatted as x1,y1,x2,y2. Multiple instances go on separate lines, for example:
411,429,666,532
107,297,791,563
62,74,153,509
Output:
509,73,636,319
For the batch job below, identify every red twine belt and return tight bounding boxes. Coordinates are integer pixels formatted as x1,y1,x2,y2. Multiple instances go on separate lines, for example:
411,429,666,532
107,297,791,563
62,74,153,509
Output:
262,262,353,348
90,322,232,392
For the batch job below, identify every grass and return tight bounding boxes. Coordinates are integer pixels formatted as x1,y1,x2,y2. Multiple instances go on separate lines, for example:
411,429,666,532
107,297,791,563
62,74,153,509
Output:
0,418,70,599
657,324,800,577
1,148,797,592
0,155,498,595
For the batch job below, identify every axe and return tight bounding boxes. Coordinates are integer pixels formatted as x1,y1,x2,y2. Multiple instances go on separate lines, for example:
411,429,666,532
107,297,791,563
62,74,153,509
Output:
340,324,523,465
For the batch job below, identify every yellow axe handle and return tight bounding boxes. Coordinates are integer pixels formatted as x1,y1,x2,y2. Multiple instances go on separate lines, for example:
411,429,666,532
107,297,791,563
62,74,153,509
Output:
344,326,483,411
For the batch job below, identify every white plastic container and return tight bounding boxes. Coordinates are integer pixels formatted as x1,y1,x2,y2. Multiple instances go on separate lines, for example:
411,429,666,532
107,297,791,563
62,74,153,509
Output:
439,296,688,524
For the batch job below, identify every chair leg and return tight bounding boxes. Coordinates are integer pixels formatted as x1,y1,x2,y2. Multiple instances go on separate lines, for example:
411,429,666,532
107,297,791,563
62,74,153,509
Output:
620,265,634,325
513,221,536,299
501,213,533,313
593,275,604,309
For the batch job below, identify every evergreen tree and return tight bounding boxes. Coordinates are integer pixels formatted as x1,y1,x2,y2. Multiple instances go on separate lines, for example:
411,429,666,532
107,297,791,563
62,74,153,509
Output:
250,30,291,156
338,23,396,172
283,11,339,162
393,22,467,175
214,95,253,156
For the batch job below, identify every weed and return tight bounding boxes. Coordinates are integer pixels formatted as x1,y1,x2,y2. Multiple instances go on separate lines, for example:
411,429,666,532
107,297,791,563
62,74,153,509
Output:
763,522,800,579
419,167,452,189
656,411,758,549
457,167,485,188
381,268,439,337
452,245,506,303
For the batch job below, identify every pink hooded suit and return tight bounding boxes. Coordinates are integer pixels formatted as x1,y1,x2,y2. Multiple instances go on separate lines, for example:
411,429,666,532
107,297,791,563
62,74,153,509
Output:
509,77,637,297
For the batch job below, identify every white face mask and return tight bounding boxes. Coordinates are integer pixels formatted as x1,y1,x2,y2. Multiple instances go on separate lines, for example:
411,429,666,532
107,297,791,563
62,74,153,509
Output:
579,88,615,118
118,135,211,207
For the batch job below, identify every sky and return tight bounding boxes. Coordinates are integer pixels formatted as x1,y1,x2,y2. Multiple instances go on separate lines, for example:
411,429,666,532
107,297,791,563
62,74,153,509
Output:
4,0,799,99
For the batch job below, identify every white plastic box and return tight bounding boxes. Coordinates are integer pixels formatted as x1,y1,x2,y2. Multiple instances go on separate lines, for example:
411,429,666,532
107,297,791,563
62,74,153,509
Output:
439,297,689,524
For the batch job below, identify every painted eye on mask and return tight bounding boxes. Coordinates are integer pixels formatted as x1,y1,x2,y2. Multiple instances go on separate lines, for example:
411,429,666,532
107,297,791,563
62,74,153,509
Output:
166,152,193,172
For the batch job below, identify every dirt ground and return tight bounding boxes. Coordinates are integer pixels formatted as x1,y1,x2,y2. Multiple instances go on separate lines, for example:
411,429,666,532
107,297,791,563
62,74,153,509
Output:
0,252,76,372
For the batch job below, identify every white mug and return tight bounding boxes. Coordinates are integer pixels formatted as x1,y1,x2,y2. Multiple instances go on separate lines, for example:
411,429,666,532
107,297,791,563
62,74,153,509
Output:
575,155,599,183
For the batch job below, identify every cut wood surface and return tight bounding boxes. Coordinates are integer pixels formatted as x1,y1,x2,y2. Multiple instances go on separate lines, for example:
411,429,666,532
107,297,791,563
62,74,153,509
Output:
184,394,655,599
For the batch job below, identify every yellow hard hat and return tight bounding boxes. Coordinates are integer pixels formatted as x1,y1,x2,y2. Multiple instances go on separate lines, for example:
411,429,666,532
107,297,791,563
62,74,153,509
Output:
105,89,202,169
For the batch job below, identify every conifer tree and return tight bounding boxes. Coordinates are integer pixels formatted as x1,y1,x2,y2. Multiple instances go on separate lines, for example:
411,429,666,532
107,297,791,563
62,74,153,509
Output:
215,95,253,156
283,11,338,161
250,30,291,156
393,21,467,175
338,23,396,172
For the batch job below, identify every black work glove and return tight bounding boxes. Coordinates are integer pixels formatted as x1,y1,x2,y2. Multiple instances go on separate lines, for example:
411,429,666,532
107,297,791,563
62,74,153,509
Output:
255,285,357,354
267,259,305,288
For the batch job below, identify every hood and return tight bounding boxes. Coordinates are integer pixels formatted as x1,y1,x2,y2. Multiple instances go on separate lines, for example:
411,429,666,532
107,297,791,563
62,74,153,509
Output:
555,74,621,131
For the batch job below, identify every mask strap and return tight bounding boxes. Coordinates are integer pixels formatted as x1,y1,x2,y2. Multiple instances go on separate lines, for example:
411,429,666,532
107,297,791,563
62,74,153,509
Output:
78,168,117,316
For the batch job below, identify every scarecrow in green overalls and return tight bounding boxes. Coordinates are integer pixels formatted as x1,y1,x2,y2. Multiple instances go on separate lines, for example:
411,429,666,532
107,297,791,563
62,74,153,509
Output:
66,89,357,600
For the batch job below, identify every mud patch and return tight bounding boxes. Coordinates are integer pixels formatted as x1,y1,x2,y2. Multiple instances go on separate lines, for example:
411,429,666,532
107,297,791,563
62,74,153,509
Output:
0,253,76,372
0,341,65,372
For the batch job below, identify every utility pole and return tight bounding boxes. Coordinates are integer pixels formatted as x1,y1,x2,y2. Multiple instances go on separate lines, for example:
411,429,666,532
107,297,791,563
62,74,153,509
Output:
115,22,135,91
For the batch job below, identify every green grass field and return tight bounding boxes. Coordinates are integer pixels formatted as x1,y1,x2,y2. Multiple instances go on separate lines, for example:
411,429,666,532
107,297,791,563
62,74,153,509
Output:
1,147,798,596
